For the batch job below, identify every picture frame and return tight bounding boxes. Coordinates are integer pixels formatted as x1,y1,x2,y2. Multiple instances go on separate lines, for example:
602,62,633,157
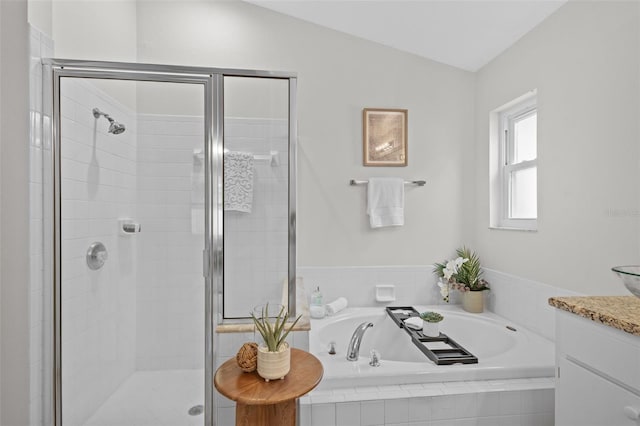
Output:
363,108,408,167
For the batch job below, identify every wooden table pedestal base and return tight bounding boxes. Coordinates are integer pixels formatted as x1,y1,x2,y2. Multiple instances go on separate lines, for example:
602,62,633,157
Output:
235,399,295,426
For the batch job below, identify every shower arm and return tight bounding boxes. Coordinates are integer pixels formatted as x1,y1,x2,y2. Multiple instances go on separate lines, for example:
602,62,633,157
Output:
92,108,114,122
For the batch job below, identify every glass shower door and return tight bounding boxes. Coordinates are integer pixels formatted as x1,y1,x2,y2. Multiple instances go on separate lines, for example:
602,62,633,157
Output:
221,76,293,320
57,75,209,426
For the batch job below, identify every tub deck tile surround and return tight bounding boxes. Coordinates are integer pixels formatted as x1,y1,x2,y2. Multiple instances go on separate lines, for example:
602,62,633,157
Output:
548,296,640,336
301,377,555,405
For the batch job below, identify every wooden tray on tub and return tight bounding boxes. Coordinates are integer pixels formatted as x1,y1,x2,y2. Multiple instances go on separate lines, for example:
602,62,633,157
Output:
385,306,478,366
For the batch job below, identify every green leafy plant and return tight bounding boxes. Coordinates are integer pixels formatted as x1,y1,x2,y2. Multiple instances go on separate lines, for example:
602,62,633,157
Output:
454,247,488,290
251,303,302,352
419,311,444,323
433,246,490,301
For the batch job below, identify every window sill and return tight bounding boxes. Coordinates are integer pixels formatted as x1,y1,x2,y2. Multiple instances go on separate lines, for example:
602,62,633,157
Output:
489,226,537,232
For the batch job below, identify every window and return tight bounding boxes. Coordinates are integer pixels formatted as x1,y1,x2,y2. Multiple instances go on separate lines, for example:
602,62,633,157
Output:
491,92,537,230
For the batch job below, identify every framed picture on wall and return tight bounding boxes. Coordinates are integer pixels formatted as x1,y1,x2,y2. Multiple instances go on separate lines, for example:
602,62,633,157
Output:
363,108,408,167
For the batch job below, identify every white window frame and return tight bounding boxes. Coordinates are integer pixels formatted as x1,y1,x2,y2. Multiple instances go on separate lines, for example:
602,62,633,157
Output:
495,94,538,230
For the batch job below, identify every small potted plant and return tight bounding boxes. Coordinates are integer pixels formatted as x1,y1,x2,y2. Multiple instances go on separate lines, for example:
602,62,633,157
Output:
251,303,301,381
433,246,490,313
419,311,444,337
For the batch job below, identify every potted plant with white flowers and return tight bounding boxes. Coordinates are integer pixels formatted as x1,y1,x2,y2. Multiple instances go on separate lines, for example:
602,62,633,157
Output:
433,247,490,313
250,303,301,381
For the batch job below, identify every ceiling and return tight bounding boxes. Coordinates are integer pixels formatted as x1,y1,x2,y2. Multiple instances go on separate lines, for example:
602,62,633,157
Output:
244,0,568,71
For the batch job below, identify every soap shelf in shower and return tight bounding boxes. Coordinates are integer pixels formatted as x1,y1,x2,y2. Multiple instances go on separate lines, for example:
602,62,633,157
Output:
385,306,478,366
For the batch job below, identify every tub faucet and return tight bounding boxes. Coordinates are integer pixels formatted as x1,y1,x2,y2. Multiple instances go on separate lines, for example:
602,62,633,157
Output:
346,322,373,361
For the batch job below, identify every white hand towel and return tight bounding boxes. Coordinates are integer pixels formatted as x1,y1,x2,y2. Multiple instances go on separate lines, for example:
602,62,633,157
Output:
325,297,348,315
367,177,404,228
404,316,423,330
224,151,254,213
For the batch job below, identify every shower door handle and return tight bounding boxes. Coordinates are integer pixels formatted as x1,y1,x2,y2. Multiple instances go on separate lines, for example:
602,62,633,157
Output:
202,249,211,278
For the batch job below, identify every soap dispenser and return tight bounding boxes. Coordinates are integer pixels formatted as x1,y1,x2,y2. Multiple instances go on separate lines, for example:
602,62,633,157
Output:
310,286,325,319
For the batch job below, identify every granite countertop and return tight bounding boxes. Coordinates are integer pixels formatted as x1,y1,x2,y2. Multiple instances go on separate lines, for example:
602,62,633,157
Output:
549,296,640,336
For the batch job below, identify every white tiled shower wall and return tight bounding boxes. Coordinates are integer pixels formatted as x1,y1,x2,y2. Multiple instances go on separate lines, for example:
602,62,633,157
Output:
29,25,54,426
59,78,138,426
134,114,290,368
223,117,290,318
135,114,205,370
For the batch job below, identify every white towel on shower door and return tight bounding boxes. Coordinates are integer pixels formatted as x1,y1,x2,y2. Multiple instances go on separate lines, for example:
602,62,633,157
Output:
224,151,254,213
367,177,405,228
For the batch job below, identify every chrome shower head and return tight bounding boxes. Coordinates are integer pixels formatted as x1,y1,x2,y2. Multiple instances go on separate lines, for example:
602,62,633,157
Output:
92,107,126,135
108,120,126,135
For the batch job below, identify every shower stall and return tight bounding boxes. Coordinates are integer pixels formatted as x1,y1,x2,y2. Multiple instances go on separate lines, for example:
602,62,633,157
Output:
43,60,297,426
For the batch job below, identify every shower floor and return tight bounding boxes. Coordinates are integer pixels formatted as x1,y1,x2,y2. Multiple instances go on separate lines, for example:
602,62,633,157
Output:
84,369,204,426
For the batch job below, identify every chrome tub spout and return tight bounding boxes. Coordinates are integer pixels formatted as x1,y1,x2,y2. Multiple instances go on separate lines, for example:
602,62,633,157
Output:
346,322,373,361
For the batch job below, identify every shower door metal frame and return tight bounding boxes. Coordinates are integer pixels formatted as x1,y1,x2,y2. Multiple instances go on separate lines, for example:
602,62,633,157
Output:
45,59,298,426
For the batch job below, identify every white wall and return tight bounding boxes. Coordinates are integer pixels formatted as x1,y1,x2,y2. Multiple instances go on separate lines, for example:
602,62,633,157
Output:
27,0,52,37
1,1,31,425
133,0,475,267
471,1,640,295
52,0,138,110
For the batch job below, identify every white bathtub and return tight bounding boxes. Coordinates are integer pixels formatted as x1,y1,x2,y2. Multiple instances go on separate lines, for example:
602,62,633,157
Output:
310,305,555,389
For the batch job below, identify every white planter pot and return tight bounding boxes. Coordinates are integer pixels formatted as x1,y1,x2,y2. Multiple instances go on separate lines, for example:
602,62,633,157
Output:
256,343,290,382
422,321,440,337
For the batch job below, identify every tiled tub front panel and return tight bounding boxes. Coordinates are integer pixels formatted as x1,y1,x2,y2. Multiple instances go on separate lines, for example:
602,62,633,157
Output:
300,379,554,426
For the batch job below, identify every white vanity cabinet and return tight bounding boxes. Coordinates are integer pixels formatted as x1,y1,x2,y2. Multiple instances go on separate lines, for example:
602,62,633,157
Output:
555,308,640,426
557,357,640,425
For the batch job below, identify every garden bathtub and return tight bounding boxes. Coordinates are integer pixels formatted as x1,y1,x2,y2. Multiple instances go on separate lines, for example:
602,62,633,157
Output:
309,305,555,390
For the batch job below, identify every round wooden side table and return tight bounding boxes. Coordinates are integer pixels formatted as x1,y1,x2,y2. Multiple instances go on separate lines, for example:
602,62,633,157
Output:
214,348,323,426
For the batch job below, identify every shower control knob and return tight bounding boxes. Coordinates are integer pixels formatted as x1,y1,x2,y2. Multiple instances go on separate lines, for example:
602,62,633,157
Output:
369,349,381,367
86,242,108,270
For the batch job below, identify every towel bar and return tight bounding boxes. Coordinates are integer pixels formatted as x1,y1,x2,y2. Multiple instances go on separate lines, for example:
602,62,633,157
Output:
349,179,426,186
194,149,279,167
